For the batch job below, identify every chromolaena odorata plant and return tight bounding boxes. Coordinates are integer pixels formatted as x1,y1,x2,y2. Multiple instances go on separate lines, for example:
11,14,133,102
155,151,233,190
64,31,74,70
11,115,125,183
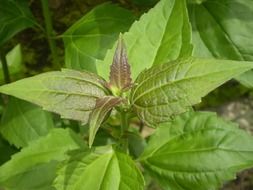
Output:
2,32,253,190
2,0,253,189
1,35,253,190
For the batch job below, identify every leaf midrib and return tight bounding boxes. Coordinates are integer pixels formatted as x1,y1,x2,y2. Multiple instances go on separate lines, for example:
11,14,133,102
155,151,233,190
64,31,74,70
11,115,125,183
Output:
145,159,253,174
141,126,242,160
73,152,114,190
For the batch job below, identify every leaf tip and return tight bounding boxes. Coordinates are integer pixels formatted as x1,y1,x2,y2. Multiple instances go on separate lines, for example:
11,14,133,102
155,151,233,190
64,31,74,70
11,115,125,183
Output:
108,35,132,95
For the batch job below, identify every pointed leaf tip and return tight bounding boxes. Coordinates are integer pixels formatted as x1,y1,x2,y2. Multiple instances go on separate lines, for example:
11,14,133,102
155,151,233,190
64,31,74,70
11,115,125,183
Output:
108,35,132,94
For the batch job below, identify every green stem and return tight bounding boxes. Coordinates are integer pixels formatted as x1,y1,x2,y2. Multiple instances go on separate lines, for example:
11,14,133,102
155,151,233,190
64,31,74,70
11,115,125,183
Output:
120,111,129,136
119,111,129,153
0,49,10,83
139,121,144,133
41,0,60,69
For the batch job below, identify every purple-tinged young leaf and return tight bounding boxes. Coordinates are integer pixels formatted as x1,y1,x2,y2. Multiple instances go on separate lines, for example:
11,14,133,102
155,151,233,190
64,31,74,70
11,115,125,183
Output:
89,96,122,147
108,35,132,94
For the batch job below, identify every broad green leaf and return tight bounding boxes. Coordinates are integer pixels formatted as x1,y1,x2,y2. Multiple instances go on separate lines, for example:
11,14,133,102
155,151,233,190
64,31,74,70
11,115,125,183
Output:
54,146,145,190
89,96,121,147
96,0,192,80
63,3,135,72
0,69,108,124
1,97,54,148
0,128,84,188
130,57,253,127
188,0,253,88
140,111,253,190
0,44,25,84
0,0,37,46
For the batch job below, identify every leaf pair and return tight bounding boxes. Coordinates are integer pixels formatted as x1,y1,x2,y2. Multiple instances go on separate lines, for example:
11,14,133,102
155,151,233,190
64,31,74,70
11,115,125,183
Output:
1,44,253,143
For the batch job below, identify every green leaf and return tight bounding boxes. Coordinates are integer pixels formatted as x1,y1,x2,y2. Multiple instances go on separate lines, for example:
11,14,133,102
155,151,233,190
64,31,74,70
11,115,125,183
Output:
188,0,253,88
0,44,25,84
63,3,136,72
0,0,37,46
96,0,192,80
54,146,145,190
0,128,84,189
1,161,57,190
1,97,54,148
89,96,122,147
130,57,253,127
0,69,108,124
140,111,253,190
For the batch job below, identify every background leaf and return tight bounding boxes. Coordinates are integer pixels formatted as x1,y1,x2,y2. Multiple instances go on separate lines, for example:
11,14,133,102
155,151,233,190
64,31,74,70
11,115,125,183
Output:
0,0,37,46
188,0,253,88
0,136,16,166
128,131,147,159
0,69,108,124
63,3,136,72
96,0,192,80
131,0,159,6
130,58,253,127
141,111,253,190
0,161,57,190
0,97,54,148
54,146,144,190
0,44,25,84
0,128,84,189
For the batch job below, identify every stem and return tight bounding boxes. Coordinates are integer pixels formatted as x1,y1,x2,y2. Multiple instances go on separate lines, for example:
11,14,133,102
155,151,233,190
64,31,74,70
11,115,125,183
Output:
139,121,144,133
41,0,60,69
119,111,129,153
0,49,10,83
120,111,129,136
